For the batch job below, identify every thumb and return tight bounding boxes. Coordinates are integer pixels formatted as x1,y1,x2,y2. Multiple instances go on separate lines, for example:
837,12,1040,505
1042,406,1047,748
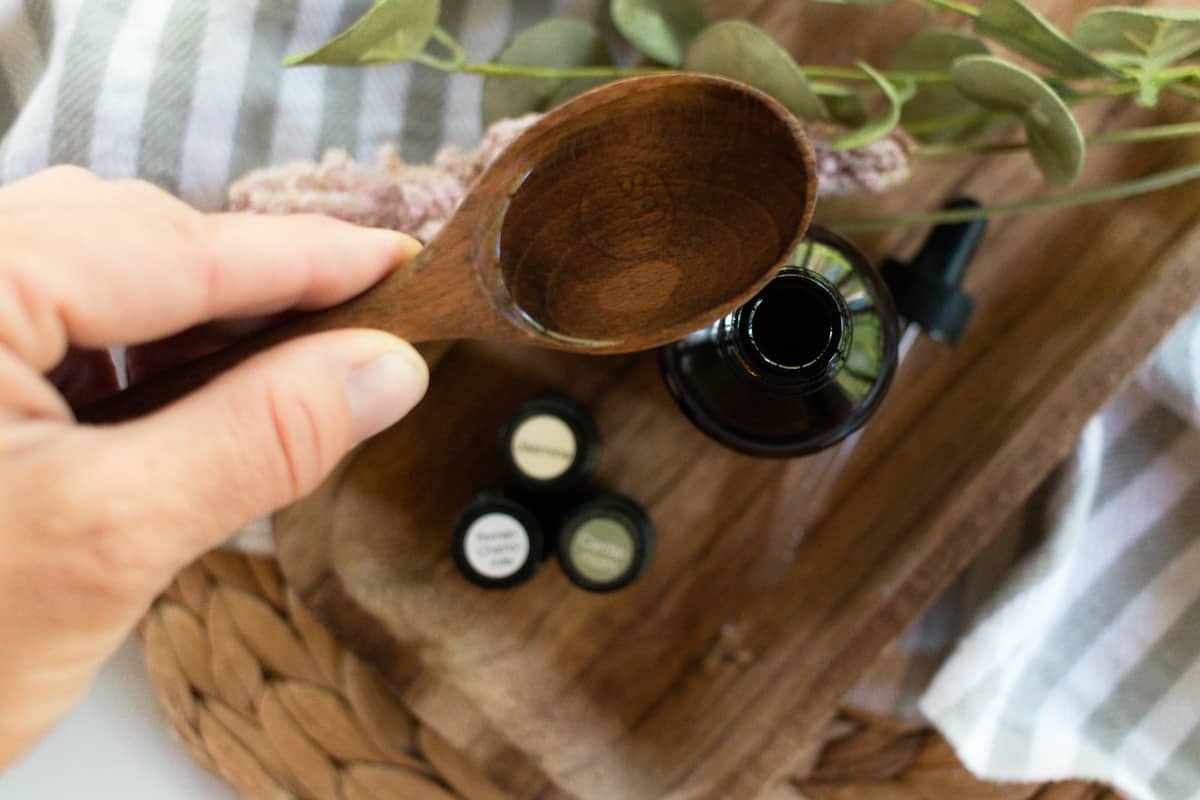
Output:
99,329,427,561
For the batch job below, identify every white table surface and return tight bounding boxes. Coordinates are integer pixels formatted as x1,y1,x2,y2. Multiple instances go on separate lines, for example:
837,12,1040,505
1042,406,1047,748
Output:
0,637,234,799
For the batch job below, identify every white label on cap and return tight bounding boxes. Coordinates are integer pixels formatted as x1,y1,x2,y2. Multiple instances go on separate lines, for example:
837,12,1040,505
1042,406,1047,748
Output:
463,512,531,579
511,414,577,481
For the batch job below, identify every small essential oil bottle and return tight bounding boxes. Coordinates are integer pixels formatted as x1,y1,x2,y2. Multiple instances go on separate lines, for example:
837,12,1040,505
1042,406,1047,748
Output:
452,490,546,589
556,492,655,593
659,227,900,458
499,395,601,491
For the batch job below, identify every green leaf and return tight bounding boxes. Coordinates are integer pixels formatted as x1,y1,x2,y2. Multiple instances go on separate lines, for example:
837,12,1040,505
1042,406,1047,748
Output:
895,29,990,67
951,55,1084,185
283,0,440,66
892,77,917,105
894,29,989,142
682,21,828,121
830,62,902,150
815,83,869,126
1073,7,1200,58
974,0,1111,78
610,0,711,67
1073,8,1200,107
809,0,892,4
481,18,613,127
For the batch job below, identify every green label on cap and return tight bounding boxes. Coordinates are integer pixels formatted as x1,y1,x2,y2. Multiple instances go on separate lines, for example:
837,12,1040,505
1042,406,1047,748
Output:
569,517,635,584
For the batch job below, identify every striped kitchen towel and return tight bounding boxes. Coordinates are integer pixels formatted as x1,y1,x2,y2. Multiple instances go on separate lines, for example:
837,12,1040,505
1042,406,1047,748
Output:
0,0,621,205
848,311,1200,800
919,316,1200,800
3,2,1200,798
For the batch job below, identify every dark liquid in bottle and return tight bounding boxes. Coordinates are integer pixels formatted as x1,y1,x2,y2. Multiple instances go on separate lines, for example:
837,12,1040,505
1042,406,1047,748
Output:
659,228,899,458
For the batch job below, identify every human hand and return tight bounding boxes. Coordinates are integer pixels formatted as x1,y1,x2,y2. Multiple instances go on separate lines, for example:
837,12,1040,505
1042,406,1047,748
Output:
0,166,429,766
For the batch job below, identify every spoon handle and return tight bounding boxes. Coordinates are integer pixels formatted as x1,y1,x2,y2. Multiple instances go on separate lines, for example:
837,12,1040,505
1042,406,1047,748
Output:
74,245,473,424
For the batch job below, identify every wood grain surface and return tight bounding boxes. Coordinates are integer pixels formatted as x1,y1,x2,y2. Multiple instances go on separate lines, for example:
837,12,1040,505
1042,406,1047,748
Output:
275,2,1200,798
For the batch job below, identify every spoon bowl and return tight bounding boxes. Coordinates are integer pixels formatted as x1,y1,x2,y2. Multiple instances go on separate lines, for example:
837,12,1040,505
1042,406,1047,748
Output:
480,73,818,349
80,74,817,422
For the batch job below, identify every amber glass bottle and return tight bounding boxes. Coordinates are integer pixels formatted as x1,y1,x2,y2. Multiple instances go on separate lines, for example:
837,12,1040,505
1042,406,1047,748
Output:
659,227,899,457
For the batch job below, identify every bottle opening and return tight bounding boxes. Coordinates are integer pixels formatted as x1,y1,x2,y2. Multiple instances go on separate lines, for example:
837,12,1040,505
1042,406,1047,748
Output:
745,272,844,371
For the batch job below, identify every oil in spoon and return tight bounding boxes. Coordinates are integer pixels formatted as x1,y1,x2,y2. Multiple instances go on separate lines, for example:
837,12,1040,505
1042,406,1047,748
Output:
492,79,815,348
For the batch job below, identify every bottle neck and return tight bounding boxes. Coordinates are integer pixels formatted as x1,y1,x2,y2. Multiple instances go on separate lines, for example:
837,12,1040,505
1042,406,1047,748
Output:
722,267,850,389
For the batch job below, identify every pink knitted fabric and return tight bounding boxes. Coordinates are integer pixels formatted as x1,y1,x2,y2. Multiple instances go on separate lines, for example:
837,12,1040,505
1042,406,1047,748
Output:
227,114,541,242
811,130,916,196
228,115,912,241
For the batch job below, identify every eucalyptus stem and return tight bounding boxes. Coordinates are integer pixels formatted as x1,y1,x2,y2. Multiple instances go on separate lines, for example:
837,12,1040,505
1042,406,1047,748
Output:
1164,83,1200,102
799,66,950,84
832,160,1200,231
918,120,1200,158
1090,120,1200,145
1157,65,1200,82
413,27,468,70
1063,83,1142,101
460,62,664,79
431,27,466,68
917,139,1024,158
460,60,952,85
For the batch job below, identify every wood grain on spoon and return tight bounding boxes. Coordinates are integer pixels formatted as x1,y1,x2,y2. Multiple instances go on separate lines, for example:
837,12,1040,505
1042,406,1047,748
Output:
494,80,816,345
78,74,816,423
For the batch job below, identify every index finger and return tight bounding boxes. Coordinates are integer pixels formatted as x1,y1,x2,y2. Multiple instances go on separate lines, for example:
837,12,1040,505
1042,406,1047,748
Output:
0,172,420,372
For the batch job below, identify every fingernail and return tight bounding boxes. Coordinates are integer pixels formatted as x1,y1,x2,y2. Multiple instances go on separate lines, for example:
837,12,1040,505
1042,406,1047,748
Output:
366,228,422,263
345,349,429,444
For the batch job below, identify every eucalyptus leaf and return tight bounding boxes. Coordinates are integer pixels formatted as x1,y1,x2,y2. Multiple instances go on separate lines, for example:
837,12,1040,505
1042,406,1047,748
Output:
895,30,989,142
283,0,440,66
830,63,901,150
974,0,1111,78
1073,8,1200,107
481,18,613,127
682,21,827,121
1073,7,1200,58
896,29,990,68
816,83,869,126
951,55,1084,185
611,0,711,67
892,76,917,105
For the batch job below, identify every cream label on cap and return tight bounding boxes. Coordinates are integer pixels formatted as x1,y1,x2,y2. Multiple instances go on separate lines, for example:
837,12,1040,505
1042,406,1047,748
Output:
511,414,577,480
569,517,635,583
463,512,531,579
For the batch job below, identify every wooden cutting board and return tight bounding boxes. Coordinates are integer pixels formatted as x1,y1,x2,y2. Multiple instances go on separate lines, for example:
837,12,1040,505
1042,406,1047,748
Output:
275,2,1200,798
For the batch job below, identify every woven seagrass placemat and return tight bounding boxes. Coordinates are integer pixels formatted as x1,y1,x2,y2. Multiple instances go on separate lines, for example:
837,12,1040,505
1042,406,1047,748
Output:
139,551,1119,800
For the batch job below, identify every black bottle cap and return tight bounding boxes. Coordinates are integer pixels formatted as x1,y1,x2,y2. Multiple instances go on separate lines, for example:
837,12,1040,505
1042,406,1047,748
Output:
452,489,546,590
556,492,655,594
499,395,601,491
881,197,987,344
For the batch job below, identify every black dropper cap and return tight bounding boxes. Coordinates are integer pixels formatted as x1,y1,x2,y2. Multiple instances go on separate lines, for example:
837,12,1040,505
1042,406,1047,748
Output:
881,198,987,344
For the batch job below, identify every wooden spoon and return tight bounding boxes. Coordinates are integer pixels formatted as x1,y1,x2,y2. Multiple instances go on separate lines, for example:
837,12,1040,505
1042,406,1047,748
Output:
79,73,817,422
